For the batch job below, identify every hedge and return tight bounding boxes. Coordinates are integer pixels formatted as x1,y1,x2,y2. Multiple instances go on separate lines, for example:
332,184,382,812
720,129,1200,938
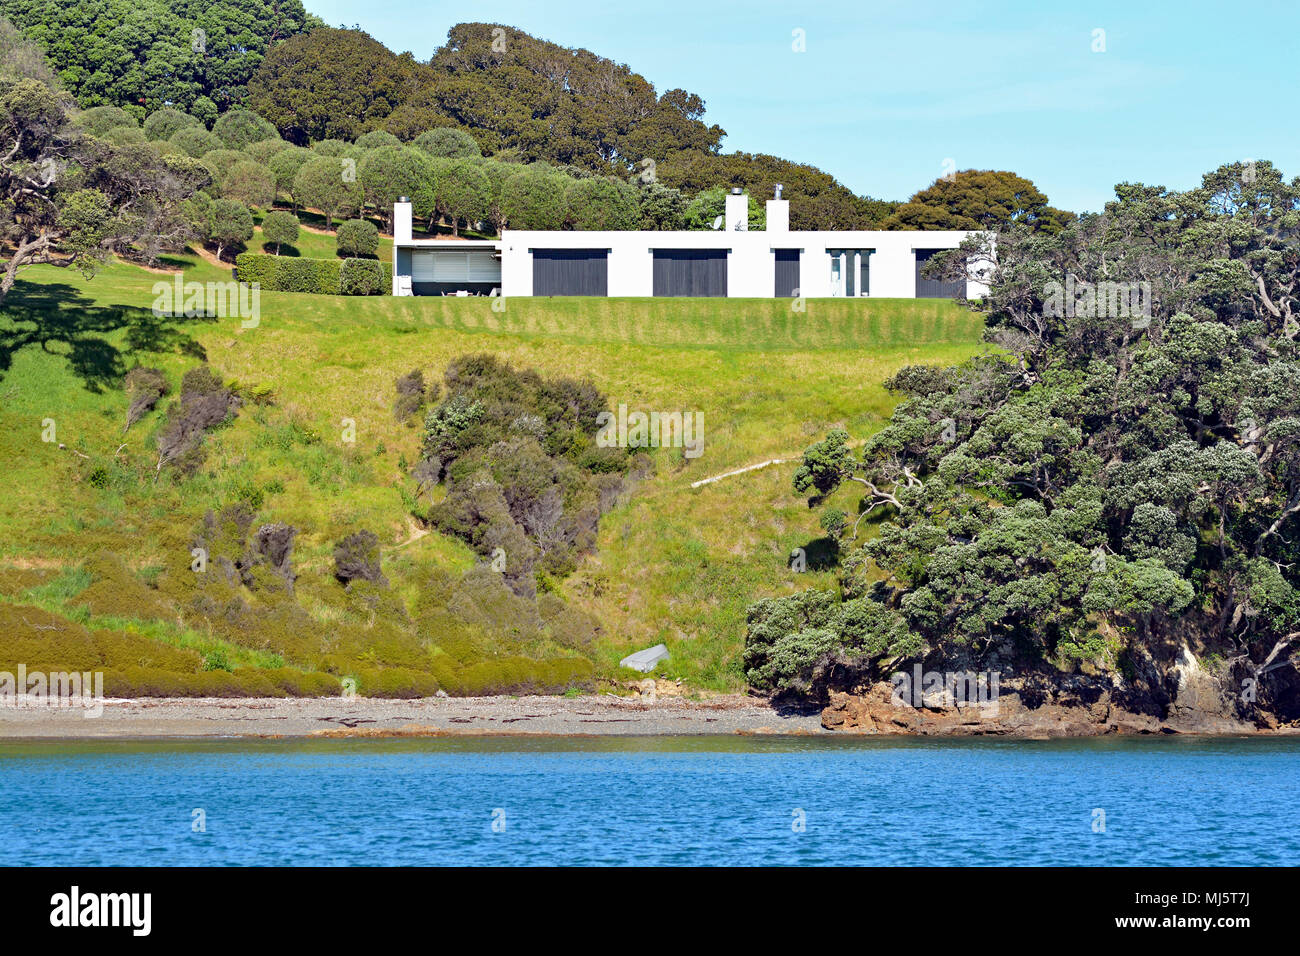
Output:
235,252,392,295
340,257,385,295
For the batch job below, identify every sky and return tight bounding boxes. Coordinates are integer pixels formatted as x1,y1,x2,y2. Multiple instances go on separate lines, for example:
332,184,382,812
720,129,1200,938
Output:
306,0,1300,214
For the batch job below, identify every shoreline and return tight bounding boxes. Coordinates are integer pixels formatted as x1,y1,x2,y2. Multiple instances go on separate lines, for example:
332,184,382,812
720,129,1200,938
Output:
0,693,1295,740
0,694,829,739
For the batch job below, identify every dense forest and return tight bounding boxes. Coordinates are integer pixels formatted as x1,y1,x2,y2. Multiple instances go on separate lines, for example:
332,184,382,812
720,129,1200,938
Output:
0,2,1072,233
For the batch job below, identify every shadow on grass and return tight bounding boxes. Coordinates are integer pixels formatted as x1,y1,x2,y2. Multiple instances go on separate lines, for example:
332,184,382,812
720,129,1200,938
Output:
261,243,301,257
792,535,840,571
0,280,211,392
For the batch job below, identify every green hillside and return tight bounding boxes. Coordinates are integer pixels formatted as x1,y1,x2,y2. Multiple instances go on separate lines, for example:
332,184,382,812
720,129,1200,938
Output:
0,241,986,695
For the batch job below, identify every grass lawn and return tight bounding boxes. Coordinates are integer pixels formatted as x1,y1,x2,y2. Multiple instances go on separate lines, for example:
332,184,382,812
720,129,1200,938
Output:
247,209,394,261
0,248,987,691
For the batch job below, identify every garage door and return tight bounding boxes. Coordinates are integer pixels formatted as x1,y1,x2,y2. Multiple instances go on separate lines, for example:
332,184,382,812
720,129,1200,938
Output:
915,249,966,298
532,249,608,296
653,249,728,297
774,249,800,298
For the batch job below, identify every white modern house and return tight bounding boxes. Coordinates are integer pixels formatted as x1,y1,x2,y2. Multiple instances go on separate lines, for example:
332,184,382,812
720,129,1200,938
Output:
391,189,990,299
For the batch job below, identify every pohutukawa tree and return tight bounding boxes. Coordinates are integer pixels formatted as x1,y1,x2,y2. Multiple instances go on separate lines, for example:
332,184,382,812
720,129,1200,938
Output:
747,161,1300,723
0,41,211,303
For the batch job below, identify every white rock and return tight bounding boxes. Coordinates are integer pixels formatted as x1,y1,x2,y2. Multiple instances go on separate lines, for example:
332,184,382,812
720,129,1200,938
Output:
619,644,670,673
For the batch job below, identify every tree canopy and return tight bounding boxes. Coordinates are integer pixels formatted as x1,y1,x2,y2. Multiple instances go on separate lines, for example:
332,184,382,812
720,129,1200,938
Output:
0,24,210,302
0,0,319,115
882,169,1074,233
750,161,1300,726
247,27,420,144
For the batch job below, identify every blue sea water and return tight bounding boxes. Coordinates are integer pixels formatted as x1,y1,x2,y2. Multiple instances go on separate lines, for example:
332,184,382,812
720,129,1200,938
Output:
1,735,1297,866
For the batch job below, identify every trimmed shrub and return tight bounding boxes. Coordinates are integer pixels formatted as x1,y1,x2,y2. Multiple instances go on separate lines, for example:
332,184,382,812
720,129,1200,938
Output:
234,252,277,288
234,253,391,295
143,108,201,141
208,198,254,260
413,127,481,159
355,129,402,150
78,105,137,137
102,126,145,145
260,210,300,254
244,137,291,164
277,257,334,293
214,108,278,149
335,218,378,257
339,257,383,295
169,126,223,158
221,160,276,209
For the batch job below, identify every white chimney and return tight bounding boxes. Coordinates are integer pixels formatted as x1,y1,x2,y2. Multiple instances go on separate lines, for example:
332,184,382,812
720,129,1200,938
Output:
394,198,413,243
766,201,789,232
724,188,748,232
765,183,789,232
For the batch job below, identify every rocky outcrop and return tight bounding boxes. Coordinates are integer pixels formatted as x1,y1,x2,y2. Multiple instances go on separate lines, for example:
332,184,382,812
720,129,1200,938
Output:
821,671,1269,737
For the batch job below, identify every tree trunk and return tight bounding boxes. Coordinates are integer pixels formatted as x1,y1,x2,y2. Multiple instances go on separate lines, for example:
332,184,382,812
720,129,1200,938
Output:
1,234,52,307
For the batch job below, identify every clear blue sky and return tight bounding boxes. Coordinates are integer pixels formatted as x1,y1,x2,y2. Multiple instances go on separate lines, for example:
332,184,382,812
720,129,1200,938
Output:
308,0,1300,213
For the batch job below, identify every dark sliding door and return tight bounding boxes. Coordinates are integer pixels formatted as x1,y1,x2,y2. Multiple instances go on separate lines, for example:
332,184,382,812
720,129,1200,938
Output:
652,249,728,297
774,249,800,297
915,249,965,298
532,249,608,296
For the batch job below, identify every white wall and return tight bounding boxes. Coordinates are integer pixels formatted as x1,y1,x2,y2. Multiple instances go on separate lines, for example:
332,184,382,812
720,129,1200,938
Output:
497,229,988,299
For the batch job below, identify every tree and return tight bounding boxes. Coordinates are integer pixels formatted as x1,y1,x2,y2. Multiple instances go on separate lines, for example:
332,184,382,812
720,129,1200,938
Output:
268,145,312,207
292,155,363,229
244,137,290,164
221,159,275,209
660,150,873,229
424,22,723,172
208,197,252,260
378,95,459,142
882,170,1075,233
682,186,765,231
260,210,299,255
76,105,137,138
476,159,513,234
169,126,222,158
414,127,481,159
310,139,355,158
335,218,378,257
358,145,433,231
247,28,420,144
213,109,277,149
636,181,686,230
355,129,401,151
143,107,201,141
0,48,207,301
756,160,1300,717
435,159,490,235
0,0,319,113
500,165,566,229
198,149,246,194
564,177,638,230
